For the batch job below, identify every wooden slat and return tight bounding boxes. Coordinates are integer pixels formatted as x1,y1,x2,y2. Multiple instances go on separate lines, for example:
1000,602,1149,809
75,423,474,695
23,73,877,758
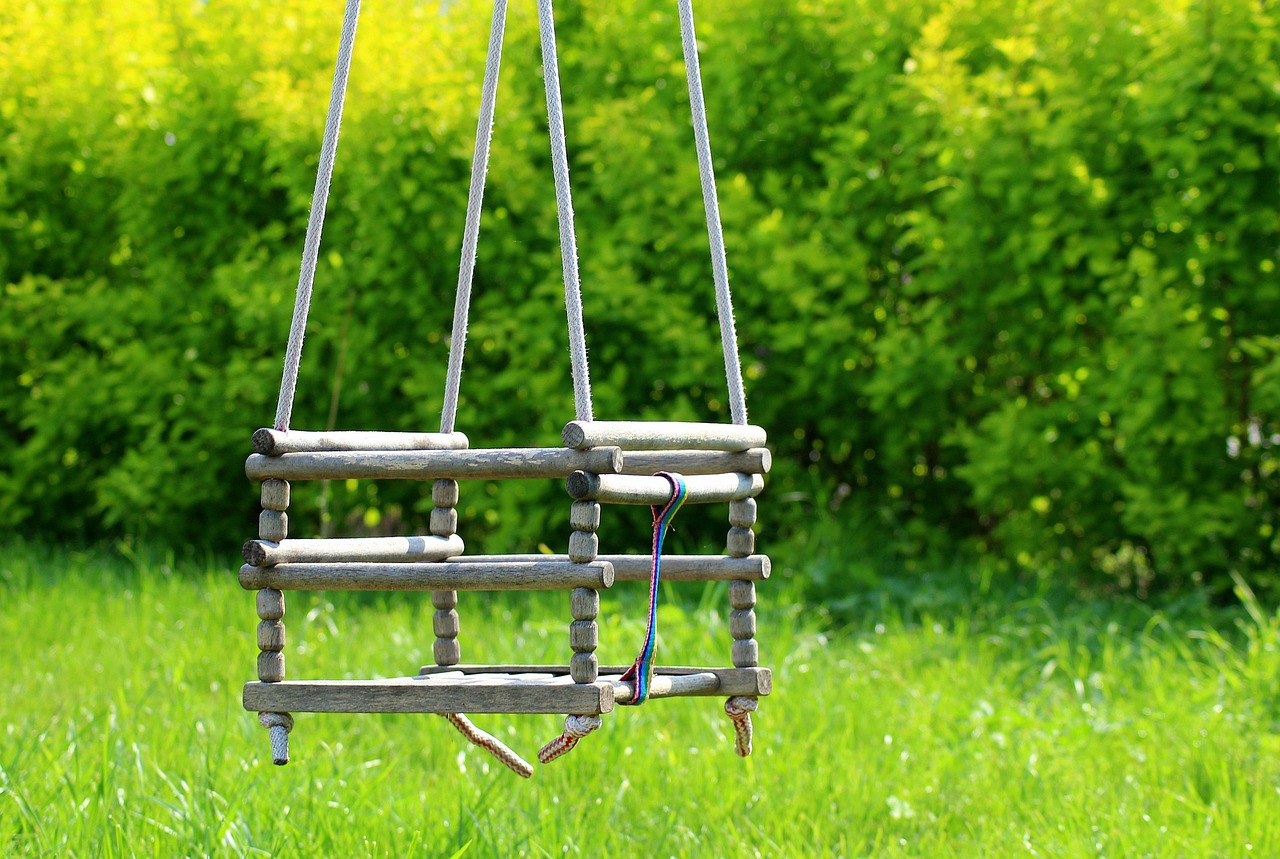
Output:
244,534,465,567
619,448,771,476
446,553,770,582
566,471,764,505
608,672,721,703
415,664,772,697
246,446,622,482
243,676,615,715
563,421,767,452
253,428,469,456
238,560,614,592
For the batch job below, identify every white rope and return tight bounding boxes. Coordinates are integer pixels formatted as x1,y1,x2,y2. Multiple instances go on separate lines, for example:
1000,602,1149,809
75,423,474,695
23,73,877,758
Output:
677,0,748,426
440,0,509,434
537,0,594,422
258,712,294,766
273,0,362,432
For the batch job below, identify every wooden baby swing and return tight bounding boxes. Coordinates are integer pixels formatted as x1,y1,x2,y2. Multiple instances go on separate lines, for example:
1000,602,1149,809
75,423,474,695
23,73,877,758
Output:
239,0,771,777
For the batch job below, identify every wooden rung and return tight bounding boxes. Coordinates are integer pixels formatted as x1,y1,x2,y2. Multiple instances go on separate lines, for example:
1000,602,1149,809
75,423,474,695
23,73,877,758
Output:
243,675,615,715
566,471,763,505
447,554,770,582
608,672,721,703
619,448,771,476
246,447,623,482
253,429,469,456
243,534,465,567
415,664,773,698
563,421,767,452
238,560,614,592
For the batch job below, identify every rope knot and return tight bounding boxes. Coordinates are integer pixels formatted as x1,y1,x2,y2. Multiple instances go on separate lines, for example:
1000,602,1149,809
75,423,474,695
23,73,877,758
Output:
538,714,602,764
724,696,758,757
441,712,534,778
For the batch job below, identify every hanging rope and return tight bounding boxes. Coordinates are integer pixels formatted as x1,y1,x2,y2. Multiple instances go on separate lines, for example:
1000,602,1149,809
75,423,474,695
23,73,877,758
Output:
440,0,509,435
440,713,534,778
723,695,757,756
536,0,594,422
537,714,603,764
618,473,688,706
274,0,362,432
677,0,748,426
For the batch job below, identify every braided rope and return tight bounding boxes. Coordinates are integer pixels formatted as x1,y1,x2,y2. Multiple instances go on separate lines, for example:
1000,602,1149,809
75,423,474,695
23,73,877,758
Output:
537,714,602,764
618,473,688,705
274,0,361,432
258,712,294,766
441,712,534,778
724,696,757,757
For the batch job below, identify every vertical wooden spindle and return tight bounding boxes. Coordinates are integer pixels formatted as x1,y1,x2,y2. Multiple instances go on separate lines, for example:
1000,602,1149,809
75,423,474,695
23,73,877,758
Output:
430,479,461,666
726,497,759,668
257,478,292,762
569,500,601,683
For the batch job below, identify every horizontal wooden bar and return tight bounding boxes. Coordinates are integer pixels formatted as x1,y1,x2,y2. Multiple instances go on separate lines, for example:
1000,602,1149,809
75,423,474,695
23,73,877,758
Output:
243,675,615,715
246,446,623,482
609,672,721,703
446,554,770,582
253,428,469,456
619,448,771,475
563,420,767,452
566,471,764,505
415,665,773,697
243,534,465,567
238,560,614,592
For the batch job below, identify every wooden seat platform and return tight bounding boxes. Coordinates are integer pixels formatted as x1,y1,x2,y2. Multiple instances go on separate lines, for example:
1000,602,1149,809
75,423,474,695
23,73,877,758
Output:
243,664,771,716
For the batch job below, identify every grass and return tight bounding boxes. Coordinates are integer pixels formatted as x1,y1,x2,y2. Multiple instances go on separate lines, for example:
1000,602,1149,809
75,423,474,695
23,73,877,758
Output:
1,541,1279,857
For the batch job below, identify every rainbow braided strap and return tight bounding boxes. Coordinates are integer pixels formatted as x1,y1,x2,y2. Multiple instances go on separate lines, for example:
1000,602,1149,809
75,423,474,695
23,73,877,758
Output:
618,471,688,706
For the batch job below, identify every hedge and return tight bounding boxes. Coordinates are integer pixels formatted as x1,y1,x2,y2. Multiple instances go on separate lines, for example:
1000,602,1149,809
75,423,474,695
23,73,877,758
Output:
2,0,1278,595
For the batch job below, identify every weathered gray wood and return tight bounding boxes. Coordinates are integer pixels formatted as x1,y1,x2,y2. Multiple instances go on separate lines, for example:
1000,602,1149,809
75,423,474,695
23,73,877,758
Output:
260,479,291,511
732,639,759,668
570,652,599,683
567,531,598,563
246,447,623,482
243,534,465,567
432,478,460,507
257,588,285,621
433,639,461,666
258,620,286,651
257,651,285,683
243,675,616,715
414,664,772,697
725,527,755,557
569,620,598,651
728,579,756,610
429,508,458,536
566,471,764,505
571,587,599,620
569,501,601,532
450,554,771,582
563,421,767,452
239,560,614,592
728,498,758,529
258,510,287,542
431,590,458,610
610,672,722,703
433,609,460,638
253,428,469,456
729,609,756,640
619,448,771,476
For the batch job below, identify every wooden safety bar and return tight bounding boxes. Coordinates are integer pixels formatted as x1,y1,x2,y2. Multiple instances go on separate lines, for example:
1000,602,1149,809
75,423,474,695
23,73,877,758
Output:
245,446,623,482
253,428,469,456
562,420,767,452
239,560,615,592
566,471,764,505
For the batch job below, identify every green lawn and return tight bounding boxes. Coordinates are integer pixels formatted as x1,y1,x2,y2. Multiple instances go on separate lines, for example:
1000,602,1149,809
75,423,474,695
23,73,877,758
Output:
1,542,1278,857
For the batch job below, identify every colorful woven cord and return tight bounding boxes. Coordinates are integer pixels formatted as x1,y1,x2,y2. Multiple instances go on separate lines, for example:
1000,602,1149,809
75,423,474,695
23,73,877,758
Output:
619,472,688,706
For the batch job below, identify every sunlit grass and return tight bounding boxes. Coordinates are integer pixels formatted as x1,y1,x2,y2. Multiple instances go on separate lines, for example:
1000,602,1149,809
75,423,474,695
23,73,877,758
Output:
1,541,1278,857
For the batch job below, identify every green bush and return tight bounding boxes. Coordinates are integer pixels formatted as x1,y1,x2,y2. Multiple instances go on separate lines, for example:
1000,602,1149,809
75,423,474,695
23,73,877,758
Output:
2,0,1277,595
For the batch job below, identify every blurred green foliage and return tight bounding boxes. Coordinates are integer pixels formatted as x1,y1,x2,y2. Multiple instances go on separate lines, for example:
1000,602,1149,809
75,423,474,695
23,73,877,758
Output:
1,0,1278,595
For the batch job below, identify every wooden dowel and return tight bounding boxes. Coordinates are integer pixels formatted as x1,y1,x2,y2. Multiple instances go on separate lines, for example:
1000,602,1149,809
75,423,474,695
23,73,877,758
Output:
252,428,469,456
243,534,466,567
567,471,763,505
447,553,770,582
563,420,767,452
619,448,771,476
414,664,773,697
243,676,614,715
246,447,623,482
610,672,722,703
238,560,614,592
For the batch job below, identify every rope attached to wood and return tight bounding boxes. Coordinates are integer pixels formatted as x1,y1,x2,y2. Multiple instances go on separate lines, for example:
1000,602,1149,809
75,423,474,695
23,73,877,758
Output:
258,712,294,766
440,712,534,778
537,714,603,764
677,0,748,426
723,695,757,756
441,0,509,435
536,0,594,422
619,472,688,706
274,0,362,432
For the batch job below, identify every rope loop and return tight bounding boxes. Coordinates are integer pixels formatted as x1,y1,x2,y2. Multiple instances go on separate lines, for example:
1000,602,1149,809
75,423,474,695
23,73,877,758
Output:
724,696,757,757
441,712,534,778
538,714,602,764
